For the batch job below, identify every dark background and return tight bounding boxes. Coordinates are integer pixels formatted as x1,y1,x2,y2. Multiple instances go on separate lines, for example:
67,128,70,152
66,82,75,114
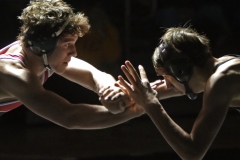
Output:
0,0,240,159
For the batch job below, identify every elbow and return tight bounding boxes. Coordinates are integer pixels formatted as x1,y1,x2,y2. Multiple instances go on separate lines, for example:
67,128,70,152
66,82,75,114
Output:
179,149,206,160
56,116,86,130
59,116,100,130
60,122,87,130
60,123,78,130
57,121,79,130
181,155,204,160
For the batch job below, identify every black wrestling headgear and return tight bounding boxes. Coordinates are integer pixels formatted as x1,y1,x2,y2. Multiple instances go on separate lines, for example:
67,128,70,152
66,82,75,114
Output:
158,41,197,100
27,18,70,70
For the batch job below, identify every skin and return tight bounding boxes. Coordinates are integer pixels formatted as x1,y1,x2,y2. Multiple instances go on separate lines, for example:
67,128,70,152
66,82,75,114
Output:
116,56,240,160
0,34,144,129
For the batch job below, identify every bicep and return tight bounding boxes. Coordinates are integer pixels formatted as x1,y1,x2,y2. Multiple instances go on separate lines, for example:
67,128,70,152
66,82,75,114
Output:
61,57,115,93
60,57,100,91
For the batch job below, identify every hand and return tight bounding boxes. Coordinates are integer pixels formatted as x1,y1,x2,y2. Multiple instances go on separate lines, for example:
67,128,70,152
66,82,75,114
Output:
99,85,134,114
117,61,159,109
150,79,164,89
150,79,164,98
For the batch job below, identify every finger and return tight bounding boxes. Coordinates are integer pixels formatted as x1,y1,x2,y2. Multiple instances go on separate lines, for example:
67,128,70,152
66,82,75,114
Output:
104,86,123,100
99,86,110,95
111,92,125,101
114,82,129,95
150,79,163,87
102,88,114,98
118,75,133,93
151,84,157,89
106,88,125,100
138,65,149,83
115,79,130,90
125,61,141,83
104,90,117,101
121,65,139,88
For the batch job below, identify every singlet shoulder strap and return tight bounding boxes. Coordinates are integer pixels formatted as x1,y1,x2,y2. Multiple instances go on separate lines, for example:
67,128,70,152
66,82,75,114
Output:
214,54,240,71
0,41,20,54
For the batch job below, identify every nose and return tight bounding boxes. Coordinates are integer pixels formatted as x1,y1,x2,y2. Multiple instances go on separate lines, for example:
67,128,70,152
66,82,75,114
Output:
68,45,77,57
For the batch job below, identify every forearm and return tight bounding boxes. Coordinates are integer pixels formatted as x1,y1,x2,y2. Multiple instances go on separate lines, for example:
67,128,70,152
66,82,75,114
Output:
144,102,198,160
93,71,116,94
154,86,183,100
64,103,141,130
151,80,183,100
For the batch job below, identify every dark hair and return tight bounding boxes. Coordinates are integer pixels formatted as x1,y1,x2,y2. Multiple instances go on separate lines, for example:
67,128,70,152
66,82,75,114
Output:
17,0,90,47
152,27,212,69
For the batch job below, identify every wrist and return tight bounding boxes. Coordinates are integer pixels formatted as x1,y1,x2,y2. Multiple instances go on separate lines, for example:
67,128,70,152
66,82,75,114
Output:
142,98,161,113
129,103,145,117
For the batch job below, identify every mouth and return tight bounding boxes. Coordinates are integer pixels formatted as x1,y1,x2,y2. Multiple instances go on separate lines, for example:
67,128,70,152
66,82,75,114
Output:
64,59,70,64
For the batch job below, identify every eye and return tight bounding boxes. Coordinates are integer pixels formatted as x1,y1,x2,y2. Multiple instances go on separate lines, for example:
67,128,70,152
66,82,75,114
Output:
63,42,72,48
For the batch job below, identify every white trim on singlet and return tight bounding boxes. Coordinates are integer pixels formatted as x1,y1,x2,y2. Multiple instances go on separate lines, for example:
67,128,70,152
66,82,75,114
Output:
0,100,20,107
0,41,26,67
41,69,51,84
0,41,19,53
0,55,26,67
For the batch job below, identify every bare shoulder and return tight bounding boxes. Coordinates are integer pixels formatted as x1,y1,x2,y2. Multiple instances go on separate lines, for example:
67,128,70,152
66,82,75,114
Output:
204,60,240,106
0,60,41,95
0,59,28,80
213,58,240,88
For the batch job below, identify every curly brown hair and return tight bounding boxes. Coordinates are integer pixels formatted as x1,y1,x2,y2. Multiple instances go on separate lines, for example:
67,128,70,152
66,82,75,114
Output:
152,27,212,68
17,0,90,47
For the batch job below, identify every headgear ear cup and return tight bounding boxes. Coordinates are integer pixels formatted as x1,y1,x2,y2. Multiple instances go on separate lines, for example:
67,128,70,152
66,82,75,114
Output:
168,58,193,83
28,32,58,56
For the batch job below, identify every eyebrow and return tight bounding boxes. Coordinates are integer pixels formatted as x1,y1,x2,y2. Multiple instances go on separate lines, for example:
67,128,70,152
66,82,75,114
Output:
61,37,76,43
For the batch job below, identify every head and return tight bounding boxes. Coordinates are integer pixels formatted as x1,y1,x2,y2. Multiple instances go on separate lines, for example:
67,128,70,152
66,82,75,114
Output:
152,27,212,99
17,0,90,69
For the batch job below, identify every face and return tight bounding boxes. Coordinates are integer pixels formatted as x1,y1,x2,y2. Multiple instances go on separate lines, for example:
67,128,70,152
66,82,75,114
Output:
154,67,185,95
47,34,78,73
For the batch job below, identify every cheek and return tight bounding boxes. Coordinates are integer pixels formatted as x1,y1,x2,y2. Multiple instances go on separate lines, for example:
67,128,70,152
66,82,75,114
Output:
169,78,185,91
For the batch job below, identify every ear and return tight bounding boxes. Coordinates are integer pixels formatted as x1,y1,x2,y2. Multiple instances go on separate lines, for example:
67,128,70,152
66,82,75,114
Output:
28,33,58,56
168,57,193,83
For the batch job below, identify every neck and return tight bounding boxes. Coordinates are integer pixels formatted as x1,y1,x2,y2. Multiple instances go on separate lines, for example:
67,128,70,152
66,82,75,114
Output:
189,56,218,93
21,46,47,76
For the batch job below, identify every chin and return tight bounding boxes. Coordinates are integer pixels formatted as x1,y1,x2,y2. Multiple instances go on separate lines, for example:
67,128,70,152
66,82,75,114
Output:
52,66,67,74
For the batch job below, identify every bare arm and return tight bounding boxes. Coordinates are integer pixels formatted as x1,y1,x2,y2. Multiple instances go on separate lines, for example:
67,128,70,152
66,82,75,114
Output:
60,57,116,94
59,57,134,114
0,62,143,129
118,61,232,160
150,79,184,100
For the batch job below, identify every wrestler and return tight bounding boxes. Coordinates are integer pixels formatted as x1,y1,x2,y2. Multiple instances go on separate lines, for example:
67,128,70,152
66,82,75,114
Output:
116,27,240,159
0,0,144,129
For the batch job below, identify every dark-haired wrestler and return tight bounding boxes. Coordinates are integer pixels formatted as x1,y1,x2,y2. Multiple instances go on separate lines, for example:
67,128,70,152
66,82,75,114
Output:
116,27,240,159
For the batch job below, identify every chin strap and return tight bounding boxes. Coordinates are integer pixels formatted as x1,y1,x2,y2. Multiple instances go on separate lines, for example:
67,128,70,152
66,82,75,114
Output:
42,54,51,70
183,82,198,100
